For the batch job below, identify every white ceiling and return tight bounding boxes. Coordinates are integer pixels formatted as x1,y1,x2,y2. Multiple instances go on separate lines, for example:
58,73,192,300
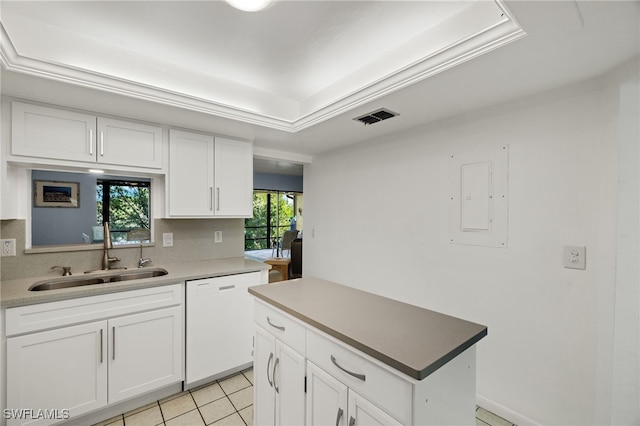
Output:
1,1,639,174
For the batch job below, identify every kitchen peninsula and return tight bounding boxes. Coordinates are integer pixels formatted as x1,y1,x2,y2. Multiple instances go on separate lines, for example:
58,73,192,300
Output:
249,277,487,425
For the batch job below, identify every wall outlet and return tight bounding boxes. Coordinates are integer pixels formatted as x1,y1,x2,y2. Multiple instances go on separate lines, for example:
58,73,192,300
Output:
1,239,16,256
563,245,586,270
214,231,223,243
163,233,174,248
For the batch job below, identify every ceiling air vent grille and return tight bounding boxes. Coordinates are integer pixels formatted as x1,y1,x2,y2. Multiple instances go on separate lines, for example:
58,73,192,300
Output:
353,108,399,125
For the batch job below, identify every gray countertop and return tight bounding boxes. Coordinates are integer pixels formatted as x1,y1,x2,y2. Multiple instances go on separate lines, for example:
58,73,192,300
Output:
1,257,270,307
249,277,487,381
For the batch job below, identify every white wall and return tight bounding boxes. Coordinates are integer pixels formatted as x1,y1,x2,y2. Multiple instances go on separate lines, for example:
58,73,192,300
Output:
303,61,639,425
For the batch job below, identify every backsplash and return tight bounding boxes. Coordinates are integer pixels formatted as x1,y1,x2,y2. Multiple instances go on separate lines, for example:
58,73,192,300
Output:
0,218,245,281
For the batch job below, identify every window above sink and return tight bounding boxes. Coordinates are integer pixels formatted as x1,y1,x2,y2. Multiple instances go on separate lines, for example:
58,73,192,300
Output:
31,170,153,249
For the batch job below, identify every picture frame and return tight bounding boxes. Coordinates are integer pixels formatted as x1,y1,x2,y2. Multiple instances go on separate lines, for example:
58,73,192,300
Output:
34,180,80,208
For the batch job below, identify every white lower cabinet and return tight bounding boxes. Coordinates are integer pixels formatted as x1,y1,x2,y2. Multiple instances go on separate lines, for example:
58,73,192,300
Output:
254,304,306,426
306,361,346,426
107,307,183,403
347,389,403,426
6,284,184,426
254,300,478,426
6,322,108,424
307,362,402,426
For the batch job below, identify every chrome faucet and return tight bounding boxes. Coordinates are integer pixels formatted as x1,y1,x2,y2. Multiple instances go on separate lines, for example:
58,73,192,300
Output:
138,243,151,268
51,265,72,276
101,222,120,270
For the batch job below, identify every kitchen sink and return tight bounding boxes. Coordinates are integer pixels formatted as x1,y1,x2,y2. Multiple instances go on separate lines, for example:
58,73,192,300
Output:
108,269,169,282
29,268,169,291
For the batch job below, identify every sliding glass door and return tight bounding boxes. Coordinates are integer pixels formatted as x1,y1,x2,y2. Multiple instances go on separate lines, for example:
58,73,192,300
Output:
245,191,302,251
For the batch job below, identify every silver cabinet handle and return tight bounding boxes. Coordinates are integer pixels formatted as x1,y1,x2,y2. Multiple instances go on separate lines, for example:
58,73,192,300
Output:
330,355,366,381
112,326,116,360
99,328,103,363
266,317,285,331
100,131,104,156
266,353,274,387
336,407,344,426
273,357,280,393
89,129,94,155
216,187,220,211
219,285,235,291
348,416,356,426
210,187,214,211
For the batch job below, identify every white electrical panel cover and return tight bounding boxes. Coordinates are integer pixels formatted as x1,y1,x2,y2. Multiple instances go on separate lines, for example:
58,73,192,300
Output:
449,145,509,248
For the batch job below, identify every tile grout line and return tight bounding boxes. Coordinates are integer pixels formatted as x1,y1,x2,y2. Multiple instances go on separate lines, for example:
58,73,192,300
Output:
187,389,208,426
156,401,166,425
217,374,252,426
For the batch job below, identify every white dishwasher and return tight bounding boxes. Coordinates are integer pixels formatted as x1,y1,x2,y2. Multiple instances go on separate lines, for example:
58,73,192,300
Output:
185,272,261,385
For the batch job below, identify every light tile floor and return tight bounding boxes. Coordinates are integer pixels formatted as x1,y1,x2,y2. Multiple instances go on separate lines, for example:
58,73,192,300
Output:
94,368,515,426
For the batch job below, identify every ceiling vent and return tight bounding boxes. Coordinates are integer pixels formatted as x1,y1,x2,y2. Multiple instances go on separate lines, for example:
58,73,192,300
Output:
353,108,399,125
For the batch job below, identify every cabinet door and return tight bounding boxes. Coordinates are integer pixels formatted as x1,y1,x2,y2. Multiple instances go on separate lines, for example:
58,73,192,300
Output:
254,326,276,426
274,339,306,426
6,321,107,425
348,390,403,426
168,129,214,216
306,362,348,426
214,137,253,217
97,117,163,169
108,306,183,403
186,273,259,384
11,101,96,162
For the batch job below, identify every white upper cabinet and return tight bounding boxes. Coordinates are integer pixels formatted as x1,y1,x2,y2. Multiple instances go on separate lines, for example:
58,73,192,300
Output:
11,102,163,170
214,137,253,216
11,102,96,162
96,117,163,169
168,129,215,216
168,129,253,218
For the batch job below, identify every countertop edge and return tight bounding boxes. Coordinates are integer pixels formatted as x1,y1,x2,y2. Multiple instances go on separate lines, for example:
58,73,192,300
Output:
249,284,488,381
2,257,271,308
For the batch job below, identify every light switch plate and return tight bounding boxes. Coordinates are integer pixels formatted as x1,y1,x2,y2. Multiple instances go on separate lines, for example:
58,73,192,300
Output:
163,233,174,247
214,231,222,243
564,245,586,270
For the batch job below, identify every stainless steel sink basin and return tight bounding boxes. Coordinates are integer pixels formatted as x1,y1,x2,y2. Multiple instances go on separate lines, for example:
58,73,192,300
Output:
108,269,169,282
29,268,168,291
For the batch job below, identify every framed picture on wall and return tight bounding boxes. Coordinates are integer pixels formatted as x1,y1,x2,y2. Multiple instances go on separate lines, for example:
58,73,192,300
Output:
34,180,80,208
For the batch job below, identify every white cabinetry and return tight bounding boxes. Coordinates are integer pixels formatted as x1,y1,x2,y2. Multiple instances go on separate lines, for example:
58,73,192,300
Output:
168,129,252,218
185,272,262,385
253,300,477,426
11,101,163,169
6,322,107,424
96,117,163,169
6,284,183,425
214,137,253,216
306,362,401,426
253,301,306,426
108,307,182,403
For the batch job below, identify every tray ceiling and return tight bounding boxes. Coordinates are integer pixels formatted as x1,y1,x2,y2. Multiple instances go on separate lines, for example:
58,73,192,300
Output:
0,0,524,131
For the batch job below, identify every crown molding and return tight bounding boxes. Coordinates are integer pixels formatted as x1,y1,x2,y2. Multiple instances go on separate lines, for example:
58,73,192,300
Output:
0,0,525,134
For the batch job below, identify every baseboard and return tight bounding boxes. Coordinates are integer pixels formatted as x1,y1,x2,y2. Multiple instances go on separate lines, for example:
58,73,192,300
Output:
64,383,183,425
477,394,541,426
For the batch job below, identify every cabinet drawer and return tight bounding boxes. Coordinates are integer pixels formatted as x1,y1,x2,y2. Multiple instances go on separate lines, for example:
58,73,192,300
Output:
306,329,412,424
254,300,305,355
6,283,183,336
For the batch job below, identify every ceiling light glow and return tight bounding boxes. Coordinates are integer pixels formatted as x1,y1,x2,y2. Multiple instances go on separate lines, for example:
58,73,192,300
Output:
225,0,276,12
